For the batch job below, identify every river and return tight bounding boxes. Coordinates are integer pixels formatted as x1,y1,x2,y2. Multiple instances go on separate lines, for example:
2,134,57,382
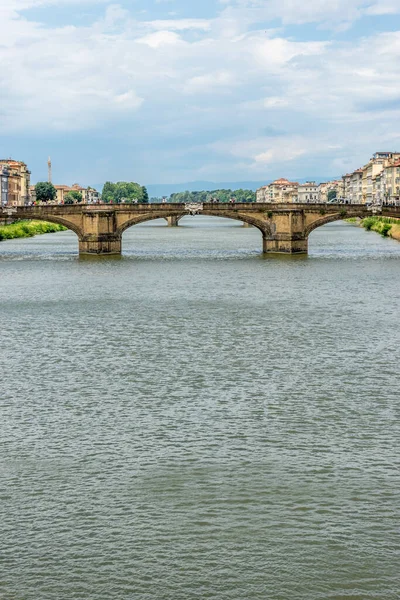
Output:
1,217,399,600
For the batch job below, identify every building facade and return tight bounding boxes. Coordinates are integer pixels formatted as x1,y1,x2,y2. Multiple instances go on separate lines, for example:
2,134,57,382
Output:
298,182,319,203
0,159,31,206
29,183,100,204
381,159,400,205
256,178,298,203
54,184,100,204
1,164,10,206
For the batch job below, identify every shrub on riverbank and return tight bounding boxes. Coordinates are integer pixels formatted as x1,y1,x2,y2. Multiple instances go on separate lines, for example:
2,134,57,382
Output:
347,216,400,241
0,220,67,242
362,216,400,238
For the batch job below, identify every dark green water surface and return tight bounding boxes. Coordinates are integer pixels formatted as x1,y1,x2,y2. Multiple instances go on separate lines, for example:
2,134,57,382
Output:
1,217,399,599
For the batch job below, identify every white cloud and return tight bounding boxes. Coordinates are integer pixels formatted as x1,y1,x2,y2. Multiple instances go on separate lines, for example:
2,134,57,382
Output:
366,0,400,15
145,19,211,32
182,71,235,94
136,30,182,48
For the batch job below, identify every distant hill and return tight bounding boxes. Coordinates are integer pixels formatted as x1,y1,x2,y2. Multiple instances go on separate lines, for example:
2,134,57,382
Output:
91,178,338,198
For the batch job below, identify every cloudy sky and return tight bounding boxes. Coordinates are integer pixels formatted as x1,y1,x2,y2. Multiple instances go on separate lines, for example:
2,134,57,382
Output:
1,0,400,186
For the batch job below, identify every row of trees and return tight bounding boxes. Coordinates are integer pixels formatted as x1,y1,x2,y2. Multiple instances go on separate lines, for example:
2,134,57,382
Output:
33,183,255,204
102,182,149,204
34,182,84,204
169,189,256,204
33,181,149,204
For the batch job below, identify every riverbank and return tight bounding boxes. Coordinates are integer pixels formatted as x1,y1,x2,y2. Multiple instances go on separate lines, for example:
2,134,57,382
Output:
0,220,67,241
347,216,400,241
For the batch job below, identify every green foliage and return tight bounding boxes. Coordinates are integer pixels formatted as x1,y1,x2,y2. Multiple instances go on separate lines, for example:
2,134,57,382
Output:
0,220,66,241
35,182,57,203
142,186,149,204
319,208,326,215
363,217,374,230
64,190,83,204
327,189,337,202
101,181,148,204
361,216,395,237
267,211,273,218
169,188,256,204
340,209,347,217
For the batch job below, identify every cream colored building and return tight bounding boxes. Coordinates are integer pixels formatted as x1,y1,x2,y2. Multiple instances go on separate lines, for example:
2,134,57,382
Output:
361,152,400,203
54,183,100,204
30,183,101,204
255,151,400,207
350,169,363,203
29,182,100,204
298,182,319,203
317,180,344,203
0,159,31,205
342,170,363,204
381,159,400,205
256,178,298,203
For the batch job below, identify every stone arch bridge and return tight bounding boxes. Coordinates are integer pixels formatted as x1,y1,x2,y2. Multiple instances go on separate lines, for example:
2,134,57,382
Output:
3,203,400,255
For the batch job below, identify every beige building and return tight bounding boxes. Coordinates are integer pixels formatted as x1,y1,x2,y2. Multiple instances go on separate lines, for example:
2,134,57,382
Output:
30,183,100,204
298,182,319,203
256,178,298,203
349,169,363,203
316,180,343,203
343,168,365,204
254,151,400,207
342,173,352,201
361,152,400,203
0,159,31,205
381,159,400,205
54,183,100,204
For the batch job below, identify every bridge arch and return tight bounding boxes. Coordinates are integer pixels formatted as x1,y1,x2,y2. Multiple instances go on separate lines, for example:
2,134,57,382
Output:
116,210,270,237
304,212,354,238
25,215,84,239
302,208,388,238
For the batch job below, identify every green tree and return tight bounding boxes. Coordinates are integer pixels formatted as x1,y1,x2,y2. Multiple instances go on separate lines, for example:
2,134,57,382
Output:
234,188,256,203
101,181,115,204
64,190,83,204
101,181,148,204
168,188,256,204
35,182,57,203
327,189,337,202
141,186,149,204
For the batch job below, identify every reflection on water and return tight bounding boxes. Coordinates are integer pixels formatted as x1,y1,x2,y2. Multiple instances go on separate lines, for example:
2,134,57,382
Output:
1,217,400,600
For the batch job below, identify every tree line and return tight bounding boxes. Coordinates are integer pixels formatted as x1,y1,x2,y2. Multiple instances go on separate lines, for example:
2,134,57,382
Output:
32,182,255,204
168,189,256,203
102,182,149,204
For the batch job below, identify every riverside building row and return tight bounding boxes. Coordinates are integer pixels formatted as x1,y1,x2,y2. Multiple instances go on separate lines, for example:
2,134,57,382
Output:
29,183,100,205
256,178,344,204
0,159,99,206
256,151,400,205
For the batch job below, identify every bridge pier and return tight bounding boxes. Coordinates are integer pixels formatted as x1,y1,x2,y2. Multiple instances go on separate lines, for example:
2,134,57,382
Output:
79,234,122,255
263,236,308,254
79,210,122,254
165,215,181,227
